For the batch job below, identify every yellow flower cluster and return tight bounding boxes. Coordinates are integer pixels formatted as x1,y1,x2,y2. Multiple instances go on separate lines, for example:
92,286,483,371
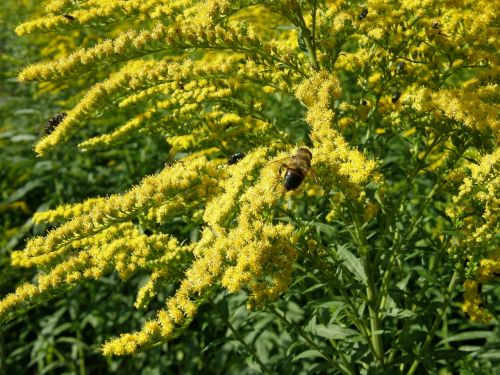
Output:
3,141,300,355
408,87,499,135
463,249,500,323
33,58,233,155
204,148,269,235
20,0,223,36
446,149,499,246
44,0,77,13
33,197,106,224
462,280,492,324
101,149,298,355
23,1,151,34
295,71,380,196
17,19,299,84
1,223,192,319
31,45,297,155
13,157,218,268
18,23,172,81
78,80,234,150
446,149,499,322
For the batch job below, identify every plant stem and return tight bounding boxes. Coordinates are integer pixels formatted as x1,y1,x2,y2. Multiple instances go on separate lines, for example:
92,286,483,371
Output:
351,210,385,366
209,300,274,375
267,304,355,375
407,271,459,375
298,259,376,358
377,135,444,311
295,3,320,71
387,237,451,365
377,181,441,311
76,327,86,375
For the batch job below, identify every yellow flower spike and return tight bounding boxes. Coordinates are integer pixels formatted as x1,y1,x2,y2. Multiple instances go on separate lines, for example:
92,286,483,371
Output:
462,280,492,323
45,0,75,13
0,249,94,318
33,197,107,224
449,149,499,248
407,86,499,135
78,115,145,151
13,159,219,270
33,57,253,155
295,73,380,196
204,147,268,234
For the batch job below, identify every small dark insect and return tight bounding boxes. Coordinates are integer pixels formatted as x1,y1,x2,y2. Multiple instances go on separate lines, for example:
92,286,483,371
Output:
358,9,368,20
428,20,447,38
63,14,76,21
228,152,245,165
391,92,401,103
43,112,67,135
396,61,406,74
279,148,312,191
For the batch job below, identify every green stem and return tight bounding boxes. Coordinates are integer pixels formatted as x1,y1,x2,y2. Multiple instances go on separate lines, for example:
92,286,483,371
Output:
76,327,86,375
407,271,459,375
295,3,320,71
296,261,375,357
311,0,318,52
387,237,451,365
365,260,385,365
267,304,354,375
377,135,444,310
351,210,385,366
209,300,273,375
377,180,441,311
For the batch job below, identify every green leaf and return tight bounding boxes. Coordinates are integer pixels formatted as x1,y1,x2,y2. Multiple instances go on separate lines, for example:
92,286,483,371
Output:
309,221,338,236
308,323,360,340
56,337,88,348
439,331,496,345
293,349,324,360
479,350,500,359
276,25,300,31
3,179,45,203
386,308,416,319
430,206,453,223
336,245,367,283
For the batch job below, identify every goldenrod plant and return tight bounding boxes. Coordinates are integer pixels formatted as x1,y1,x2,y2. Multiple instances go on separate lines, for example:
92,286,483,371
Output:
1,0,499,373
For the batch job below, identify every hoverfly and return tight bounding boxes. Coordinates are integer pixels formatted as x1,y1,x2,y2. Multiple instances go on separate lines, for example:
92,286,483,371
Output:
270,148,313,191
